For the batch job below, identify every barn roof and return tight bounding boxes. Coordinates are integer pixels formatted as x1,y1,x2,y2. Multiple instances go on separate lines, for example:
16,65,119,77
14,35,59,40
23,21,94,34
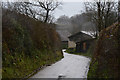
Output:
56,30,72,41
68,31,93,43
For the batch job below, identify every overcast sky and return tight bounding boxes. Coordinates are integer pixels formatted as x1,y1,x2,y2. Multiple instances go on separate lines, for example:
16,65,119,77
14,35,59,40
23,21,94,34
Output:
2,0,118,19
54,2,85,19
54,0,118,19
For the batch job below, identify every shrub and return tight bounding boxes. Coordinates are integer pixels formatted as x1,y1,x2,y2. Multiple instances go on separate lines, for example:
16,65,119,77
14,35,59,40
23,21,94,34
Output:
2,9,63,78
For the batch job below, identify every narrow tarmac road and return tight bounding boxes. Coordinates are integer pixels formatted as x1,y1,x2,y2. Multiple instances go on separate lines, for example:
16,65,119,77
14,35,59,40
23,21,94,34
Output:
31,50,91,78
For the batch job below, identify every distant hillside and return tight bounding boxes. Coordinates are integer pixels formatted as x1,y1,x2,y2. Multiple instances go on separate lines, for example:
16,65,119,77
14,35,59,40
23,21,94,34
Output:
2,9,63,78
88,22,120,78
56,11,117,35
56,13,96,34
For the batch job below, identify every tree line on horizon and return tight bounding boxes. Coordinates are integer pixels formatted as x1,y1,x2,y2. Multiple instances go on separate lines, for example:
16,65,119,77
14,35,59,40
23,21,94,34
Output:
56,0,118,38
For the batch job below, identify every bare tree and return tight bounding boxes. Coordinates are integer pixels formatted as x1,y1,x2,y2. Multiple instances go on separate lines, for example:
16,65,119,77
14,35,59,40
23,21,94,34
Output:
2,0,61,23
84,0,118,34
118,1,120,22
2,2,37,19
32,0,62,23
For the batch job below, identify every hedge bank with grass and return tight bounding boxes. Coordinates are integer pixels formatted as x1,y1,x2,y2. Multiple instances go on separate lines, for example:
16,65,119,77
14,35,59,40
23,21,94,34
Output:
2,9,63,78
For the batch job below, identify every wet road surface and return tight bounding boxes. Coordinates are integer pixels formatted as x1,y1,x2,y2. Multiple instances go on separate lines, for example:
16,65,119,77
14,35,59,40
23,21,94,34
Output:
31,50,91,78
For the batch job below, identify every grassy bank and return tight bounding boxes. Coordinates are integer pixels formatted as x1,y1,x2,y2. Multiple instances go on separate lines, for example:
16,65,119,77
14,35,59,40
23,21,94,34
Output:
87,58,98,78
66,45,95,58
2,9,63,79
87,22,120,78
2,50,63,78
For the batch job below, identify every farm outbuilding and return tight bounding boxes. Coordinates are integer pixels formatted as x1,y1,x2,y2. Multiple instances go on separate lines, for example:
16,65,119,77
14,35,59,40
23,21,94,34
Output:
68,31,95,53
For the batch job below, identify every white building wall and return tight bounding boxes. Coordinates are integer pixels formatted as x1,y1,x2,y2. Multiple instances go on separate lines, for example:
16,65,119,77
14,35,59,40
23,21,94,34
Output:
68,40,76,48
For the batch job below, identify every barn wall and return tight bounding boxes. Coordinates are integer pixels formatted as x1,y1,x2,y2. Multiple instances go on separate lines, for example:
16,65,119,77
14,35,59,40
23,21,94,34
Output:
76,39,95,53
68,41,76,49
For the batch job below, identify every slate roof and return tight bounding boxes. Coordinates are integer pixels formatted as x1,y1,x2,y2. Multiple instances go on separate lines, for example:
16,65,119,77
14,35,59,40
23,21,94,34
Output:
68,31,93,43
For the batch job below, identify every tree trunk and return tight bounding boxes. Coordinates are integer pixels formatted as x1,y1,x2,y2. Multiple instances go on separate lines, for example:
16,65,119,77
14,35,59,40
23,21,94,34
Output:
118,1,120,22
44,10,49,23
97,2,102,32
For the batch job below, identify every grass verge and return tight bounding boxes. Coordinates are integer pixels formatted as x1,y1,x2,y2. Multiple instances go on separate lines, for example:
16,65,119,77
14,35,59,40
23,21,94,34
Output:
2,50,63,79
66,47,93,58
87,60,98,78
